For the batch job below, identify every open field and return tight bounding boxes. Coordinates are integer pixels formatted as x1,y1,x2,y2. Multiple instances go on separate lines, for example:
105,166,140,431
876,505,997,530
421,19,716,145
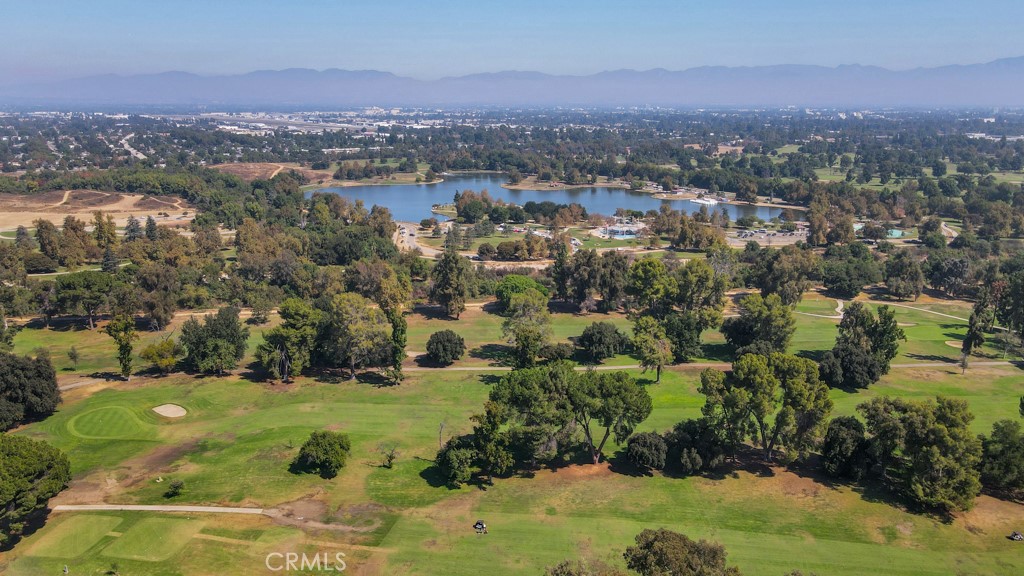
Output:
0,190,193,232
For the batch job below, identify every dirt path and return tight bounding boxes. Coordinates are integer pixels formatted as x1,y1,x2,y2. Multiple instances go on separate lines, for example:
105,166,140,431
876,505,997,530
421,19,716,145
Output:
52,504,265,515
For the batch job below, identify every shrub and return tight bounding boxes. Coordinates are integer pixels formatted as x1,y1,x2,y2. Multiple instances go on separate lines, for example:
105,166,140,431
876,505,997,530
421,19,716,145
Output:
23,252,58,274
426,330,465,365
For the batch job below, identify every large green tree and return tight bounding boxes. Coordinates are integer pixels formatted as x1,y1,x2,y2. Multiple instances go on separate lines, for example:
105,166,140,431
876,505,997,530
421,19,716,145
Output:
624,529,742,576
179,307,250,375
0,435,71,547
55,270,114,329
720,293,795,356
700,353,832,462
858,396,982,512
430,245,471,319
103,313,137,380
324,292,391,379
256,298,320,382
0,352,61,431
568,370,652,464
501,287,552,368
819,302,905,389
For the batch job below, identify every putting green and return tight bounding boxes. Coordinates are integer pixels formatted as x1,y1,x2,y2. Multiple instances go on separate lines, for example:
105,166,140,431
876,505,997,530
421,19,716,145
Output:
25,515,123,558
101,517,203,562
66,406,150,440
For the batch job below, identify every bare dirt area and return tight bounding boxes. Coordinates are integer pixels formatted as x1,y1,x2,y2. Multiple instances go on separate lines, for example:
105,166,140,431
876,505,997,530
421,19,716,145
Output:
0,190,193,231
211,162,336,184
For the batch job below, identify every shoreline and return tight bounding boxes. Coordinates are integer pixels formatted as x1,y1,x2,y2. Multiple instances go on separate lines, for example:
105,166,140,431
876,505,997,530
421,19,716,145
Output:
651,192,808,211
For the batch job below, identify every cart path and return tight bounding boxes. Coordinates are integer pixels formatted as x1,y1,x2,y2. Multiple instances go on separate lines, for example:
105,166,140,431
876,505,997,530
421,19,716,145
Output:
52,504,264,515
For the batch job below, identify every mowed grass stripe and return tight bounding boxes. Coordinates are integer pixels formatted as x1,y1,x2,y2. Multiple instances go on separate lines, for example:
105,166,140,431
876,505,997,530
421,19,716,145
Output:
101,517,204,562
25,515,123,558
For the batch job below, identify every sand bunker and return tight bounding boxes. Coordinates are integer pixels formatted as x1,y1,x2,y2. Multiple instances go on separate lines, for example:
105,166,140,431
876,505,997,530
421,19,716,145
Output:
152,404,187,418
945,340,963,349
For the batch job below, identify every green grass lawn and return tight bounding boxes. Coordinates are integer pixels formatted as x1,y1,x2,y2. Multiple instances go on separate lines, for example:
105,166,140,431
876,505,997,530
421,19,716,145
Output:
5,292,1024,575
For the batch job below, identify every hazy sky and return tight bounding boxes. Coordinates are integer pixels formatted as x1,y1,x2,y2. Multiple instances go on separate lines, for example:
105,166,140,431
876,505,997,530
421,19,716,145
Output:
3,0,1022,83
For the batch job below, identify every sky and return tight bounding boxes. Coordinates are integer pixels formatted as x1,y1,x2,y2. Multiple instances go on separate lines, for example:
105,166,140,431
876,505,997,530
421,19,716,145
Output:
3,0,1023,84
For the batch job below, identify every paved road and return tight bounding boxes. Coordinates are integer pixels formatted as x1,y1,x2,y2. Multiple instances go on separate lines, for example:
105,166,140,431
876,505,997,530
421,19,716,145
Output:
52,504,264,515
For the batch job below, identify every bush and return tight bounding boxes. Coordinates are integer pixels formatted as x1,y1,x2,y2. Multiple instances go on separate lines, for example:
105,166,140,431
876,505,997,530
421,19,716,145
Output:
577,321,629,362
294,431,351,478
626,432,667,471
426,330,465,365
164,479,184,498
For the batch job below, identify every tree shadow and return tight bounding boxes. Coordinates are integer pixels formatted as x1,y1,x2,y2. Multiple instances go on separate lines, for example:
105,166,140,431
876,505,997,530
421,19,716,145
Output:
904,353,956,363
795,349,827,362
412,304,456,321
698,342,735,362
469,344,511,366
607,452,654,477
413,354,449,368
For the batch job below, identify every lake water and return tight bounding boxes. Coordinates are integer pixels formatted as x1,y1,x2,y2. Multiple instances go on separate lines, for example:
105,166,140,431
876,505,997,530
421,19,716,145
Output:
312,173,789,223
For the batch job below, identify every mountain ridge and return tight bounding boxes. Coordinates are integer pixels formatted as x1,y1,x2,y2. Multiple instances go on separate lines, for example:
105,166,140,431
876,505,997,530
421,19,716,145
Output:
3,58,1023,108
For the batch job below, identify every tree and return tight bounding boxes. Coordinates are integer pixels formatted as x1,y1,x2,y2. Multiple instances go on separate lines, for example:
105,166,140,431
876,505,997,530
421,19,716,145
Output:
92,210,117,251
821,416,868,480
819,303,905,389
700,353,832,463
294,431,351,478
597,251,629,311
426,329,465,365
495,274,548,312
179,307,250,375
633,316,673,382
980,419,1024,498
751,245,819,305
0,435,71,547
124,215,143,242
256,298,320,382
624,529,742,576
568,370,652,464
435,438,475,487
673,259,727,330
0,351,61,430
67,346,80,370
33,219,61,262
820,242,881,298
145,215,159,241
627,258,676,316
626,431,668,471
885,249,925,300
501,288,552,368
961,299,994,372
324,292,391,379
569,248,601,307
348,258,411,379
139,337,183,374
430,245,471,319
578,321,629,363
995,271,1024,345
55,270,114,329
720,293,795,355
859,396,982,512
551,242,572,301
104,313,137,380
665,417,727,475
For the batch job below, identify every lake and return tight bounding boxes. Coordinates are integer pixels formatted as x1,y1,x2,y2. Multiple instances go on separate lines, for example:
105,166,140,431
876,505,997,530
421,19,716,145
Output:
311,173,789,222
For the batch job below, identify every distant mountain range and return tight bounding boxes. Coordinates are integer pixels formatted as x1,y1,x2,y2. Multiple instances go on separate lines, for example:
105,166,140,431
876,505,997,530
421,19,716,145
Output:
3,58,1024,109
